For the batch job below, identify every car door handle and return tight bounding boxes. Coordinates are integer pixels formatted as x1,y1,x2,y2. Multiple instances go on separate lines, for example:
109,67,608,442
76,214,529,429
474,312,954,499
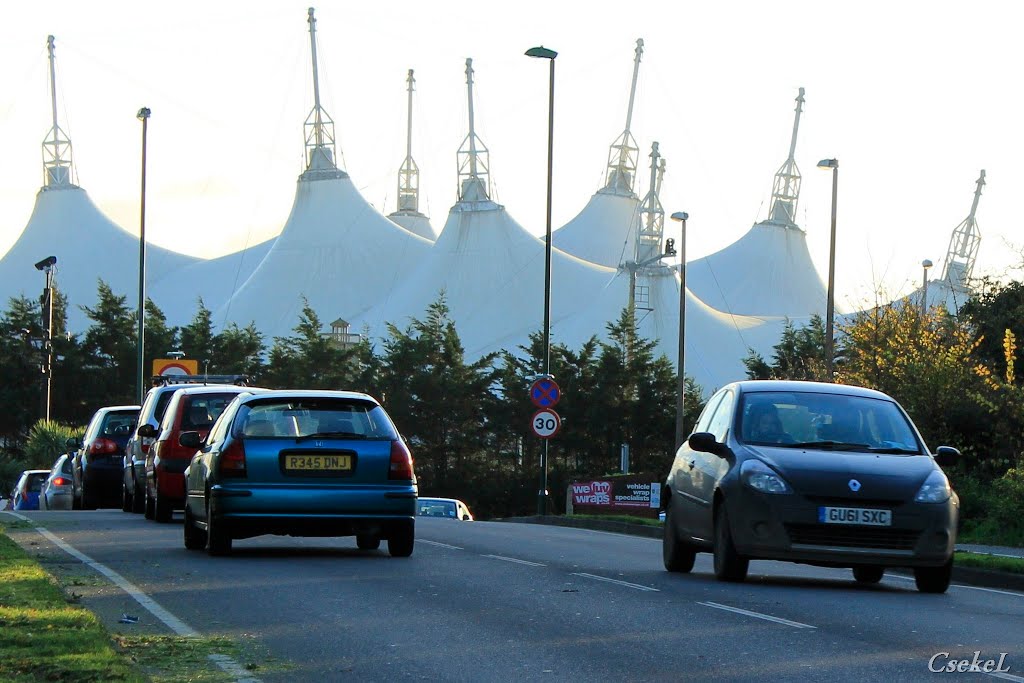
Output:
687,460,696,469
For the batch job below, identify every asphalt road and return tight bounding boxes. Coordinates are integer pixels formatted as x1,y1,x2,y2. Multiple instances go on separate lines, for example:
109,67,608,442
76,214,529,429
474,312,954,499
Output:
4,510,1023,682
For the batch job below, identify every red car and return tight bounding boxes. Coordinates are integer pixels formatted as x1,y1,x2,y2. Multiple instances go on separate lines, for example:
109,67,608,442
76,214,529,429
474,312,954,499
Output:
144,386,253,522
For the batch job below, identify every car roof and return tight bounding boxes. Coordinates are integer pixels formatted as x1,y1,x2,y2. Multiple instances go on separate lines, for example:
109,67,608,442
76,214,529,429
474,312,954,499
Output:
97,405,142,413
419,497,467,505
166,385,255,397
730,380,894,402
22,469,51,476
238,389,380,404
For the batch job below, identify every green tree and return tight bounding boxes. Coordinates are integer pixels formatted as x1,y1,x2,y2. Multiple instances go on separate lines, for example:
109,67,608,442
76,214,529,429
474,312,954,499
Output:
960,278,1024,385
180,300,215,370
0,295,45,447
211,322,266,379
80,281,137,406
744,315,828,380
264,300,355,389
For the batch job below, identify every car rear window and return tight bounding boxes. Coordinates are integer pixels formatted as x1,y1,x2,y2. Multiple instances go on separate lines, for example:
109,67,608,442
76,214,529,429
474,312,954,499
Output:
27,473,48,492
154,391,175,423
181,393,239,430
102,411,138,437
236,398,398,440
419,500,457,518
60,457,73,474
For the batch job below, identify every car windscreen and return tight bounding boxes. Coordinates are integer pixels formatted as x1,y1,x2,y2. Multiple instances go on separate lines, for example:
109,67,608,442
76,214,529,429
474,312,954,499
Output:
738,391,922,453
101,411,138,438
419,500,457,518
235,398,399,440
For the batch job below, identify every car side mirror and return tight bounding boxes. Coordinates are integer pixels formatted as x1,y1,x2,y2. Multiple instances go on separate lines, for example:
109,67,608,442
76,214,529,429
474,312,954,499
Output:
462,514,471,521
933,446,959,467
65,437,80,450
688,432,725,456
179,431,203,449
137,424,157,438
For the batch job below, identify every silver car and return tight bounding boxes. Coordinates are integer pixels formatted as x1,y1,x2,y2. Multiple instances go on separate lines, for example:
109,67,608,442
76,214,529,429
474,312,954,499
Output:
40,454,75,510
662,380,960,593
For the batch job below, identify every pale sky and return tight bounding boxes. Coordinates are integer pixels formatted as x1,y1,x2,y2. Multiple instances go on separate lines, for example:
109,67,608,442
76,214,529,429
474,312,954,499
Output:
1,0,1020,314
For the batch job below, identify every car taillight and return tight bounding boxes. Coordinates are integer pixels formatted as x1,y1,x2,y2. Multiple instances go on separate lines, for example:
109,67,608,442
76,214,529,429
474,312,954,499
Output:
51,477,69,487
389,440,414,480
89,438,119,456
219,439,246,477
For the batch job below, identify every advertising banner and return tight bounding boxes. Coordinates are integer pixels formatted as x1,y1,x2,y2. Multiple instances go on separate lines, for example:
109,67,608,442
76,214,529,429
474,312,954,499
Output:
568,475,662,519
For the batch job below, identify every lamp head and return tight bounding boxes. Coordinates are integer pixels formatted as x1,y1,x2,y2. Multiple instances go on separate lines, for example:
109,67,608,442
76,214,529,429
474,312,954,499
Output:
670,211,689,223
34,255,57,271
137,107,151,121
922,259,933,270
817,158,838,169
525,46,558,60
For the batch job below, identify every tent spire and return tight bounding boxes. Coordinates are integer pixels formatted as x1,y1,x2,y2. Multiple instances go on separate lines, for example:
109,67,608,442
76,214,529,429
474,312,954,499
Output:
603,39,644,197
457,58,490,202
635,142,665,265
302,7,344,178
395,69,421,214
941,170,985,287
767,87,805,227
41,35,75,189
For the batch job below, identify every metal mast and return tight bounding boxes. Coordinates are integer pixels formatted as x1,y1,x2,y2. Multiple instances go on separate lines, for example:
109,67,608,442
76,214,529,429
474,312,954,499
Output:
302,7,343,178
767,87,805,227
635,142,665,265
395,69,422,215
457,58,490,202
603,39,644,197
41,35,75,189
941,170,985,287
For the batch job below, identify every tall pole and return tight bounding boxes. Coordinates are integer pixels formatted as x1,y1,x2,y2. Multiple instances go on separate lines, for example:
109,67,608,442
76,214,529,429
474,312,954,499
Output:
670,212,688,450
137,108,151,406
921,260,932,316
45,265,54,420
526,46,557,515
818,159,839,381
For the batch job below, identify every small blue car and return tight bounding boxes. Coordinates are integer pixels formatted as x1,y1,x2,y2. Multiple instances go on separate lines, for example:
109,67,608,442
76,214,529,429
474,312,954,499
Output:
13,470,50,510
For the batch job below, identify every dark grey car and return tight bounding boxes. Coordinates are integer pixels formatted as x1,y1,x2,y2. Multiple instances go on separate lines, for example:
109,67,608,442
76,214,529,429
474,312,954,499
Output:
662,380,960,593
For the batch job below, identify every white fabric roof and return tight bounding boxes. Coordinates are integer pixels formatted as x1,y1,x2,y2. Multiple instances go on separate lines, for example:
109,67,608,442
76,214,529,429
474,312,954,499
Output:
388,211,437,242
354,197,618,358
686,220,828,318
550,190,640,268
148,237,276,327
0,186,199,331
216,174,431,339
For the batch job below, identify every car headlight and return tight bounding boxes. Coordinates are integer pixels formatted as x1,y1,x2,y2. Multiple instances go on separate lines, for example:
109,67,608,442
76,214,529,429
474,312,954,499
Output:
740,459,792,494
914,470,952,503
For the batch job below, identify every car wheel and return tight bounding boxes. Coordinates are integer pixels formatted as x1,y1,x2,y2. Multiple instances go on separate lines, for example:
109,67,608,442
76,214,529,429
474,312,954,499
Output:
387,521,414,558
121,481,133,513
206,500,232,556
914,558,953,594
82,483,98,511
853,566,885,584
357,534,381,550
183,505,207,551
154,484,173,523
713,504,748,582
131,481,145,514
144,484,155,520
662,499,696,573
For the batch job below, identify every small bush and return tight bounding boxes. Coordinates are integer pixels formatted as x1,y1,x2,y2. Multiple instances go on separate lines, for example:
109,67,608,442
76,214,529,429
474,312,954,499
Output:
24,420,82,470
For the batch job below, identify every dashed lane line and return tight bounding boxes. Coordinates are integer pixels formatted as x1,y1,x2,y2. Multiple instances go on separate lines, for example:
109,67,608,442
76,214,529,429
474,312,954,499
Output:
698,601,817,629
418,539,464,550
571,572,659,592
2,512,260,683
482,554,546,567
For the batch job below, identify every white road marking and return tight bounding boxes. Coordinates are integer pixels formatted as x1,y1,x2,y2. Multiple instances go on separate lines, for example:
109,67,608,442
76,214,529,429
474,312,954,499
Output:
570,572,659,592
987,672,1024,682
698,601,816,629
2,512,260,683
888,573,1024,598
419,539,463,550
482,554,545,567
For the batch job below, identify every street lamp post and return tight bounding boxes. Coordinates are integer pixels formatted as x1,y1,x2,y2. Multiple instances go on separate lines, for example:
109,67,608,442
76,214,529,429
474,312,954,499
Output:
34,256,57,421
526,45,557,516
921,259,933,316
669,212,688,451
817,158,838,381
137,107,151,406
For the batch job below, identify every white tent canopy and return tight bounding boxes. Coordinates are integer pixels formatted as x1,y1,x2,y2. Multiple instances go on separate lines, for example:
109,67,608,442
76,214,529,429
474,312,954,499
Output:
551,190,640,268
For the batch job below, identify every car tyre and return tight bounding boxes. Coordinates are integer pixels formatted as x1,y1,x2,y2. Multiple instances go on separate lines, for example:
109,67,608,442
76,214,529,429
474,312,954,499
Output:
713,504,748,582
357,534,381,550
144,484,155,520
914,558,953,594
121,480,133,513
853,566,885,584
131,481,145,514
662,499,696,573
183,505,207,550
81,482,98,511
154,484,173,523
206,500,232,556
387,522,414,558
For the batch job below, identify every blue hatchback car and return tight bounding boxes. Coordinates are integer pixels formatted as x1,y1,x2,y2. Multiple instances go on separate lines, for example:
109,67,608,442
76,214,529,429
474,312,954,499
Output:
182,390,417,556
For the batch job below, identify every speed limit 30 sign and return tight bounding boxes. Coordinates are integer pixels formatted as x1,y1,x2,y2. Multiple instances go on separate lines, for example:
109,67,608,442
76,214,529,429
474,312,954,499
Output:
531,409,561,439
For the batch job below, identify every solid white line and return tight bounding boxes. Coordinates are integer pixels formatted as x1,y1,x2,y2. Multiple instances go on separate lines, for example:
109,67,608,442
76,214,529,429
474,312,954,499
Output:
2,512,261,682
418,539,463,550
953,584,1024,599
570,572,659,592
699,601,816,629
482,554,545,567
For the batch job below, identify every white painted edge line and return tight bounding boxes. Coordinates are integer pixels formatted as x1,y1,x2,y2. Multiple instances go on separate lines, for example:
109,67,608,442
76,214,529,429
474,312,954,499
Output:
698,601,816,629
987,671,1024,682
2,512,260,683
418,539,464,550
571,572,659,592
482,554,545,567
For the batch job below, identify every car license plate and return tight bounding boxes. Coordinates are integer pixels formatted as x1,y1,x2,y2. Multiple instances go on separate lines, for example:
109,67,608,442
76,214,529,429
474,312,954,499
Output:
818,506,892,526
284,454,352,471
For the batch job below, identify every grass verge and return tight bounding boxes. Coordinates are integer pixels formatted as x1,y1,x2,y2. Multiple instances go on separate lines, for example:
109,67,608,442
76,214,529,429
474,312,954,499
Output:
568,513,663,527
955,551,1024,575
